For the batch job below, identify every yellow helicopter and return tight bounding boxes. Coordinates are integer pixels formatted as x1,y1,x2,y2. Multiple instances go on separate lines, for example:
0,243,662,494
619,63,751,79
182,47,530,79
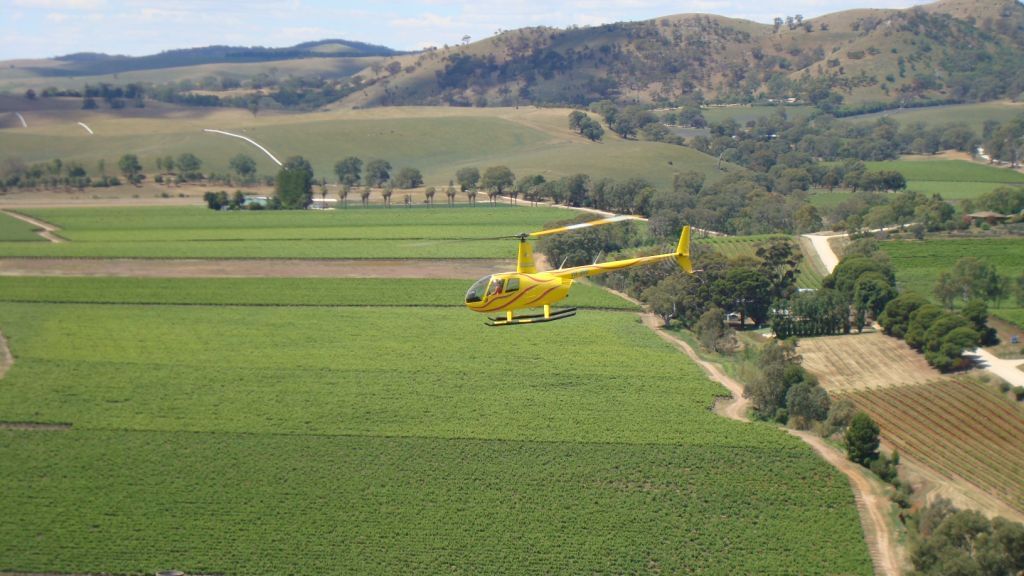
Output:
465,215,693,326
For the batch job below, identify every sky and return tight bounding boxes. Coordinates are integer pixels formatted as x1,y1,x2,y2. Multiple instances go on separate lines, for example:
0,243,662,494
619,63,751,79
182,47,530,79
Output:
1,0,930,61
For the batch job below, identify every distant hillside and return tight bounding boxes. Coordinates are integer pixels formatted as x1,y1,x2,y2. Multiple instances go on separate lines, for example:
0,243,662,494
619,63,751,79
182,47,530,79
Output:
25,39,402,78
339,0,1024,109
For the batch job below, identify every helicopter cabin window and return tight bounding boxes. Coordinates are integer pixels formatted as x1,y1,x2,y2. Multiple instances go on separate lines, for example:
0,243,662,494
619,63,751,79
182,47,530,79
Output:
487,278,505,296
505,278,520,292
465,276,490,303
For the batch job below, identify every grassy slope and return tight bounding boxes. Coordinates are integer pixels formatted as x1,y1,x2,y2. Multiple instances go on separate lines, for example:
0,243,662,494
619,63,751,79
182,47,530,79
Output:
0,205,577,259
0,106,730,192
0,212,43,241
841,101,1024,133
0,296,870,574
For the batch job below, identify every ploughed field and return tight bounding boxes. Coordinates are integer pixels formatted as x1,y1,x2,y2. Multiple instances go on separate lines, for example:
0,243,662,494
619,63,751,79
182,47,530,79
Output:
848,380,1024,513
0,211,872,575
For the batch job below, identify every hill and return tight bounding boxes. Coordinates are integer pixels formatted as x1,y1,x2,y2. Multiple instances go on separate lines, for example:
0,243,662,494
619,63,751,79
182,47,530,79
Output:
2,1,1022,112
339,0,1024,109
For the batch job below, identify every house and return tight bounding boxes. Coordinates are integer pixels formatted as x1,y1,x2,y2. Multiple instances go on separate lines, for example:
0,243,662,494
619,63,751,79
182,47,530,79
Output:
966,211,1010,225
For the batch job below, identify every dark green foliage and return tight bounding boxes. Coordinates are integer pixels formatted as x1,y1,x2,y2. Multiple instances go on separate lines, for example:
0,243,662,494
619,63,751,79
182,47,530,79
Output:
961,299,999,346
334,156,363,186
772,289,851,338
275,156,314,209
786,381,831,429
393,167,424,189
455,166,480,192
117,153,142,183
879,292,929,338
176,152,202,180
481,166,515,194
202,191,229,210
845,412,880,467
364,158,392,186
228,154,256,182
905,304,946,350
824,257,895,297
694,307,734,352
910,499,1024,576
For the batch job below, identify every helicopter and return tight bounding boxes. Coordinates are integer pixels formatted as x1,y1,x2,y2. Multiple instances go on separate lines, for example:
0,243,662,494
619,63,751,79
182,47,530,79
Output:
465,215,693,326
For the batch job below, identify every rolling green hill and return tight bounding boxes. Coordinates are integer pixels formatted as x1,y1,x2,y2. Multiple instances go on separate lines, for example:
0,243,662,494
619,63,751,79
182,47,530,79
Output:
0,105,736,191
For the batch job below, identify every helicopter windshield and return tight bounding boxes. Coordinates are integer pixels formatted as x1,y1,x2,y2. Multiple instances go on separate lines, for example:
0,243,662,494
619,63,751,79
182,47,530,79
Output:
465,275,491,303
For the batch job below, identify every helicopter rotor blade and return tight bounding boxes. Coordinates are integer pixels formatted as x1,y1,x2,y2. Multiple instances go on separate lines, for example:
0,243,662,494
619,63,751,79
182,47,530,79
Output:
528,215,643,238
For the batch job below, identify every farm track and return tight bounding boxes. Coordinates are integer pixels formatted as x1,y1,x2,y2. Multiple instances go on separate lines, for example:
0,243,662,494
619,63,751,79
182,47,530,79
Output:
0,210,64,243
0,330,11,379
0,258,512,279
632,311,902,576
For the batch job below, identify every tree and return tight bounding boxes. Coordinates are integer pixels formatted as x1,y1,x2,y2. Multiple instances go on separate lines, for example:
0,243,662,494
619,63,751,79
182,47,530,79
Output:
118,154,142,184
177,153,202,180
393,167,423,189
455,166,480,192
339,184,350,208
334,156,362,186
364,159,391,187
229,154,257,182
579,118,605,141
275,155,314,209
845,412,880,466
568,110,587,132
786,381,830,429
481,165,515,202
425,186,436,206
712,266,773,326
694,307,734,353
446,180,457,206
879,292,928,338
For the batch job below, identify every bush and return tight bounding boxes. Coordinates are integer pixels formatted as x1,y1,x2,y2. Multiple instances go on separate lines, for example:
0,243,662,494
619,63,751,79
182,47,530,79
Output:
1014,386,1024,401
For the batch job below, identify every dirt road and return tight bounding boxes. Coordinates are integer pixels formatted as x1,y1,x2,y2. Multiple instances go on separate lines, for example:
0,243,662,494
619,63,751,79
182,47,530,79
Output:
792,430,905,576
0,258,512,279
0,209,64,243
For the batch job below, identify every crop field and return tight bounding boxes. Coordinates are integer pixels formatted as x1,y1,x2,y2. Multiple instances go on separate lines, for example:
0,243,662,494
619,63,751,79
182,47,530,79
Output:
0,276,636,310
864,160,1024,184
0,279,872,574
698,235,823,289
0,212,43,242
702,105,817,125
847,379,1024,513
0,105,731,192
798,332,944,393
881,237,1024,326
0,205,584,259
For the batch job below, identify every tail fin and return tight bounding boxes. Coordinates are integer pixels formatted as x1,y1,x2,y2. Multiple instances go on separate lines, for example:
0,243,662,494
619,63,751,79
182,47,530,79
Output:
675,226,693,273
516,238,536,273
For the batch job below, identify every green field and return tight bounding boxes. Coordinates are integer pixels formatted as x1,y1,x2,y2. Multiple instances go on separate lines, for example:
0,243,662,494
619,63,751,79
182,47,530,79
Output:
699,235,823,289
842,101,1024,132
702,105,817,125
0,212,43,242
0,205,582,259
0,276,636,310
0,281,871,574
865,160,1024,184
0,106,732,192
881,237,1024,326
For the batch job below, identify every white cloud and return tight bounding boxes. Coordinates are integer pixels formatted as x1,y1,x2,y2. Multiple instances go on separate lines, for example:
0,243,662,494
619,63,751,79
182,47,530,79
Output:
12,0,105,9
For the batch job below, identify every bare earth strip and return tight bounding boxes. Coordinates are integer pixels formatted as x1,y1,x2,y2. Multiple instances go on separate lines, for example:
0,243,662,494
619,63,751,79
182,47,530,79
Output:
799,332,943,393
633,312,902,576
0,330,12,379
0,210,65,243
0,258,512,279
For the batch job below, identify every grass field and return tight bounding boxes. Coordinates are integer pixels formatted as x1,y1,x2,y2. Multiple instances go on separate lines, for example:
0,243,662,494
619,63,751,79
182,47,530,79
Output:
841,101,1024,132
865,159,1024,184
0,211,43,241
848,379,1024,513
698,235,823,289
0,105,734,192
702,105,817,125
0,282,872,574
0,205,584,259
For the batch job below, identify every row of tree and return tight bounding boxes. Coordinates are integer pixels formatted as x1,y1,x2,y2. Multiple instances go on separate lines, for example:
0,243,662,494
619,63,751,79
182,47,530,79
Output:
879,291,992,372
